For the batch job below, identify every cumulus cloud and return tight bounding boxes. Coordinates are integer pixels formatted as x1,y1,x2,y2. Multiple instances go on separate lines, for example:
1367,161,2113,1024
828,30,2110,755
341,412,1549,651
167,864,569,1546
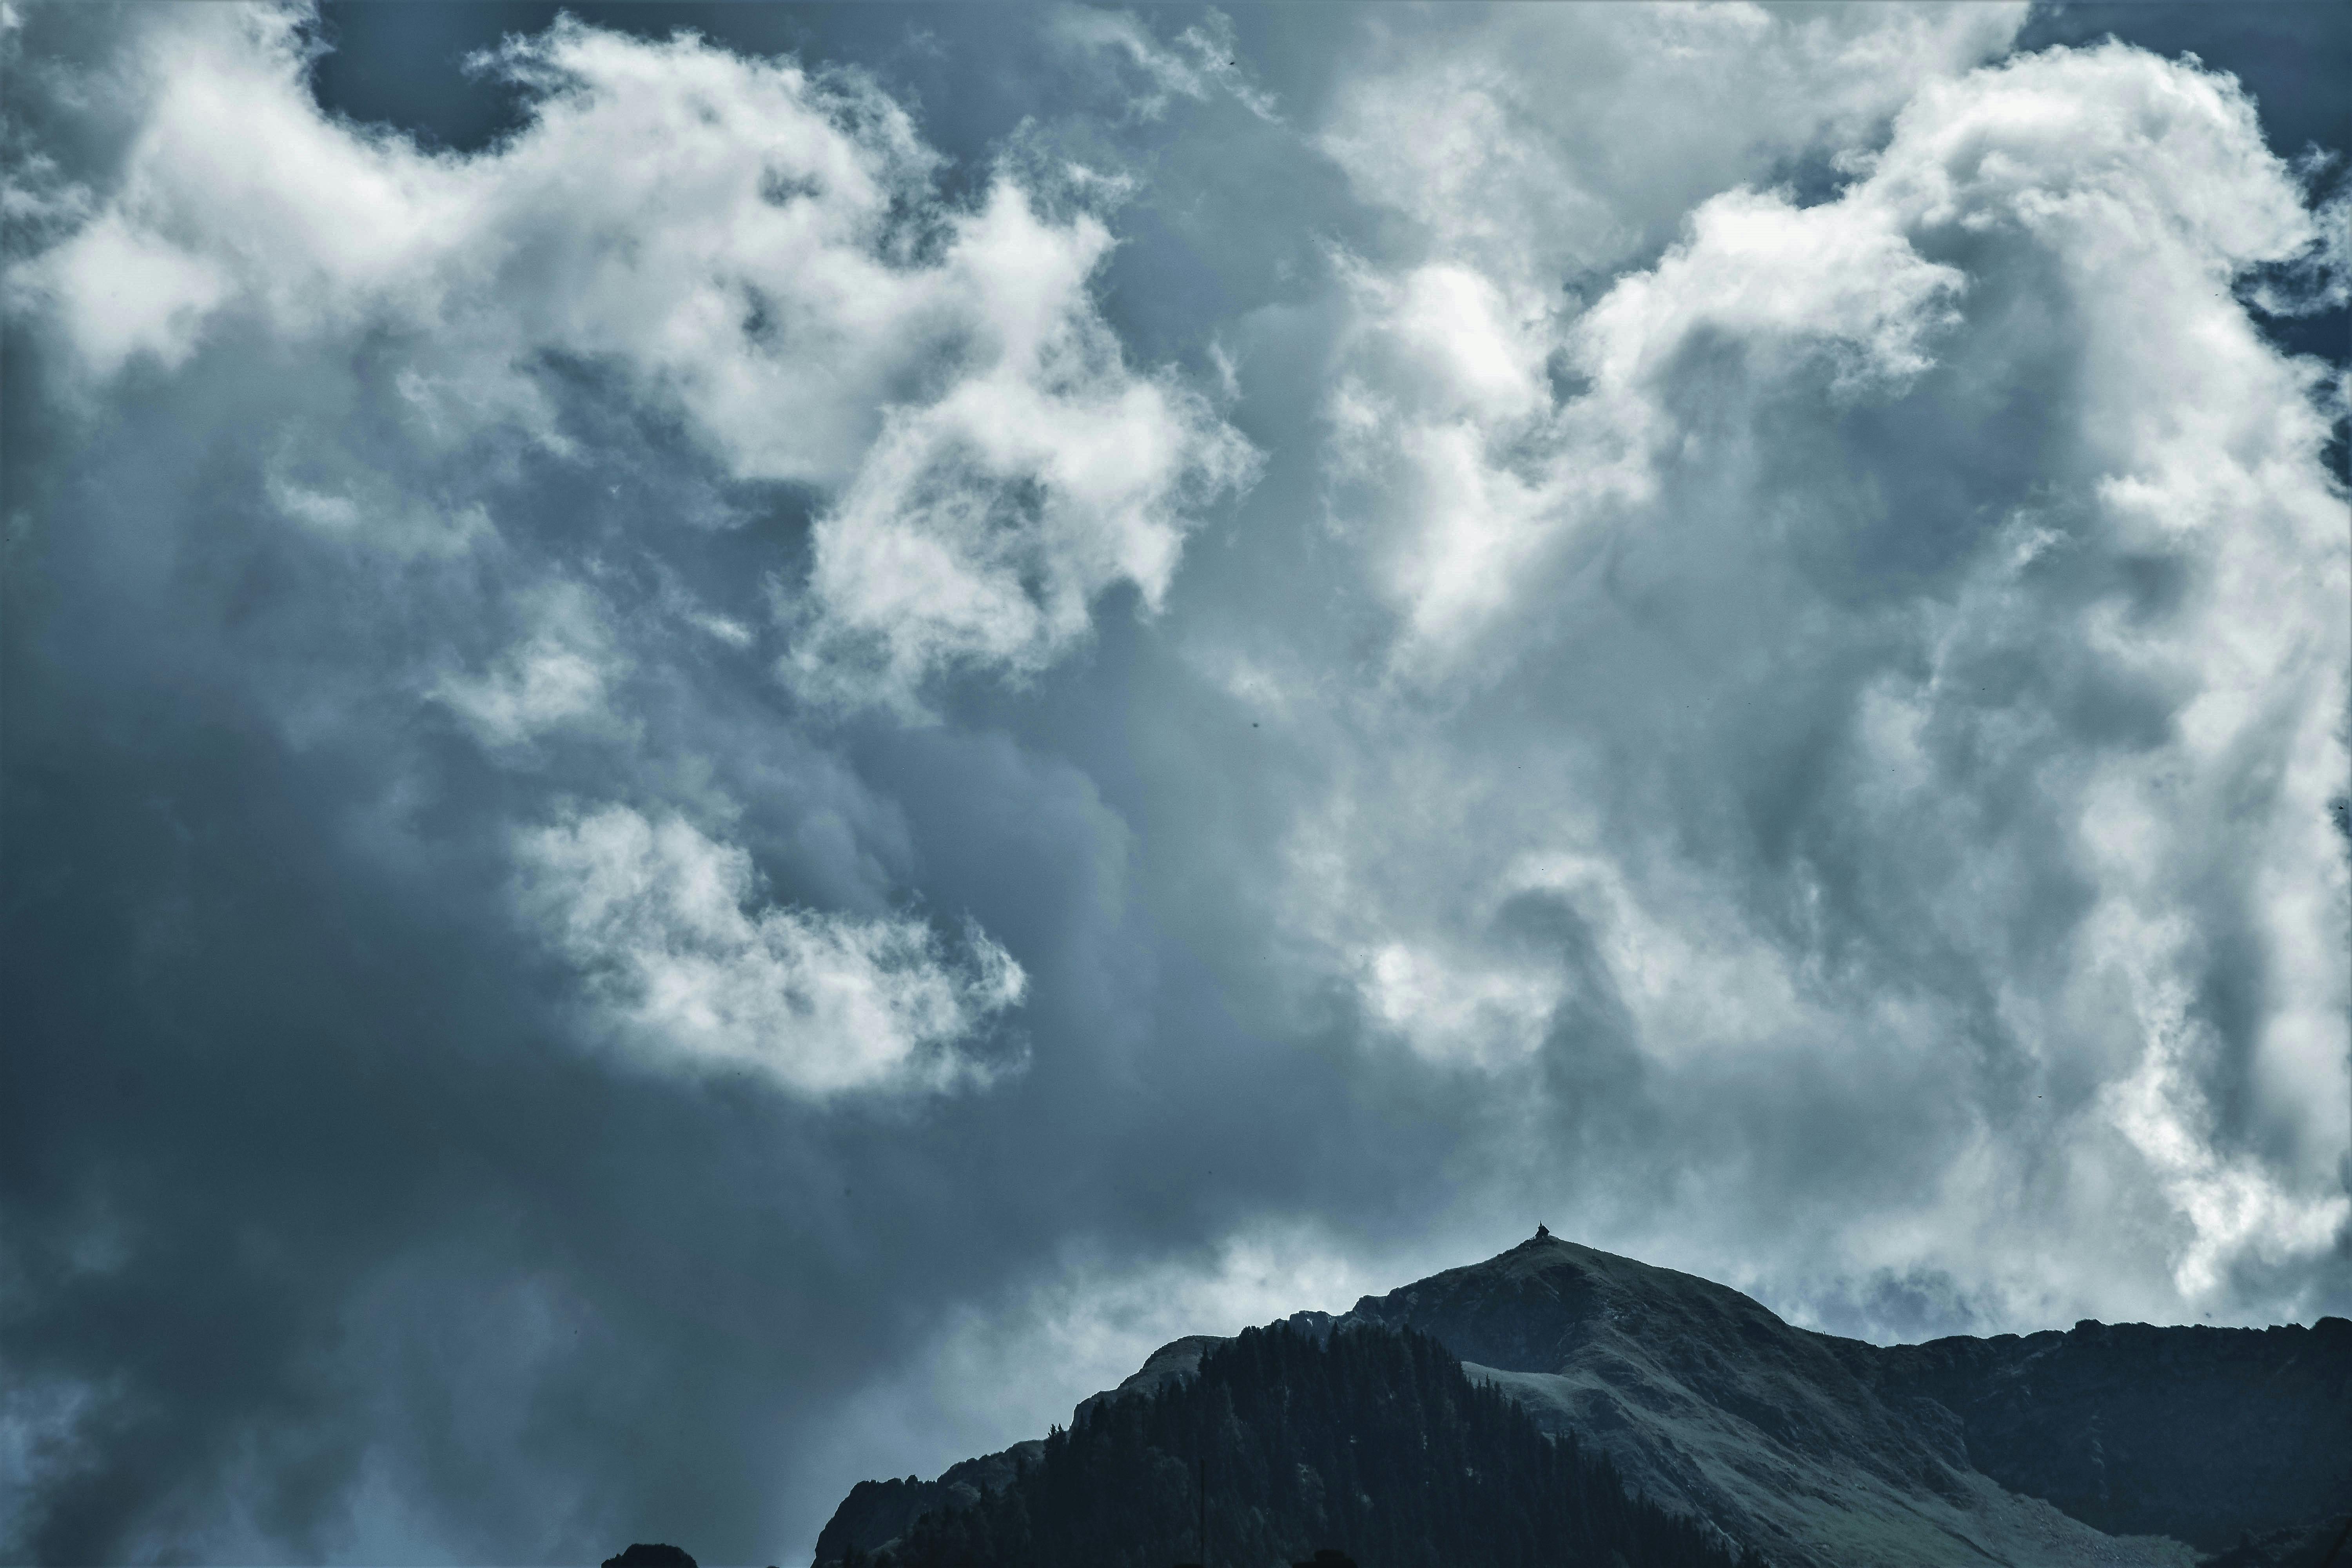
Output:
781,178,1260,708
1259,34,2350,1318
1327,185,1970,659
516,804,1026,1097
5,2,1252,705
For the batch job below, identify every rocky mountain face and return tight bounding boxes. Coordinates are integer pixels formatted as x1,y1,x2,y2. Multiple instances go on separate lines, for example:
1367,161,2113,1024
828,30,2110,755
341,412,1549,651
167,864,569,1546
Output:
814,1236,2352,1568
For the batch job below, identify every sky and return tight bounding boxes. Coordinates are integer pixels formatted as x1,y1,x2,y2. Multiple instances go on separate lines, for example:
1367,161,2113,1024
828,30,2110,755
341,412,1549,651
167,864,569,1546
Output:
2,2,2347,1563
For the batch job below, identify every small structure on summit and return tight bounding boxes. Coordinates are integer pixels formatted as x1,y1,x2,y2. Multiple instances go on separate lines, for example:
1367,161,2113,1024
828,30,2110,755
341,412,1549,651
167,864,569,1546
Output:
1534,1223,1550,1240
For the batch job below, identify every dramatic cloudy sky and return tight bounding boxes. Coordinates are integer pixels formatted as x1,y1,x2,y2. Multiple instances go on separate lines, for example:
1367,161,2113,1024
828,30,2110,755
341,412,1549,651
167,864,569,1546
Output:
4,1,2347,1561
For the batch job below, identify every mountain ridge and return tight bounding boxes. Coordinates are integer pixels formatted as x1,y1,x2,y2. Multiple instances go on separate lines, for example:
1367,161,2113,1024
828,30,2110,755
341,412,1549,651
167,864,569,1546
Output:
814,1235,2352,1568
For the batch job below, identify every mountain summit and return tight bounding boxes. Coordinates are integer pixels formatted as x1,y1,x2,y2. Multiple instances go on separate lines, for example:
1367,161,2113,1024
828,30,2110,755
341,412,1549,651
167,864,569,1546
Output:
817,1236,2352,1568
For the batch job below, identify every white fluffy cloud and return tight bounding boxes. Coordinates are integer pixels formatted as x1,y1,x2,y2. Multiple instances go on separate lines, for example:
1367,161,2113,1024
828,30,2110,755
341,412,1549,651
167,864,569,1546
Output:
1327,186,1971,659
782,181,1261,706
1268,34,2350,1320
515,804,1027,1098
5,3,1252,706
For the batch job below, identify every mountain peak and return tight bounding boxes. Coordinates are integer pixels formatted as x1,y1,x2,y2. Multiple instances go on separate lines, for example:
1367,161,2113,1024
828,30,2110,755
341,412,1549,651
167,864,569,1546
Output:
1339,1232,1786,1376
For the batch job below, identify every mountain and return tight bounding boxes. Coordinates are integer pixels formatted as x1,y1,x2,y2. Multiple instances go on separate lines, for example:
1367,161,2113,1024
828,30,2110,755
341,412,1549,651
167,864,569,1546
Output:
825,1321,1748,1568
814,1235,2352,1568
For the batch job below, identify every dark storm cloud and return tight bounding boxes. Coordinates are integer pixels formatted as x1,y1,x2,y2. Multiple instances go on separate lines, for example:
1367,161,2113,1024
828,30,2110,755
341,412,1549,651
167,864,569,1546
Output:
0,7,1290,1558
0,292,1432,1554
5,3,2348,1564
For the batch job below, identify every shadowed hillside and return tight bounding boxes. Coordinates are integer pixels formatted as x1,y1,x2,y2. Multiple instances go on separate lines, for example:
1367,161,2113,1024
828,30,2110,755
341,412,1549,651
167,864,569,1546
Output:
1849,1316,2352,1551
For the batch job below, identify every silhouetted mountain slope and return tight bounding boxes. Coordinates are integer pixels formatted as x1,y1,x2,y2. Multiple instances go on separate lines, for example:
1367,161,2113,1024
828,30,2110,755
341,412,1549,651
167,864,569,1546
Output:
814,1442,1044,1566
829,1322,1747,1568
1845,1316,2352,1550
815,1236,2352,1568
